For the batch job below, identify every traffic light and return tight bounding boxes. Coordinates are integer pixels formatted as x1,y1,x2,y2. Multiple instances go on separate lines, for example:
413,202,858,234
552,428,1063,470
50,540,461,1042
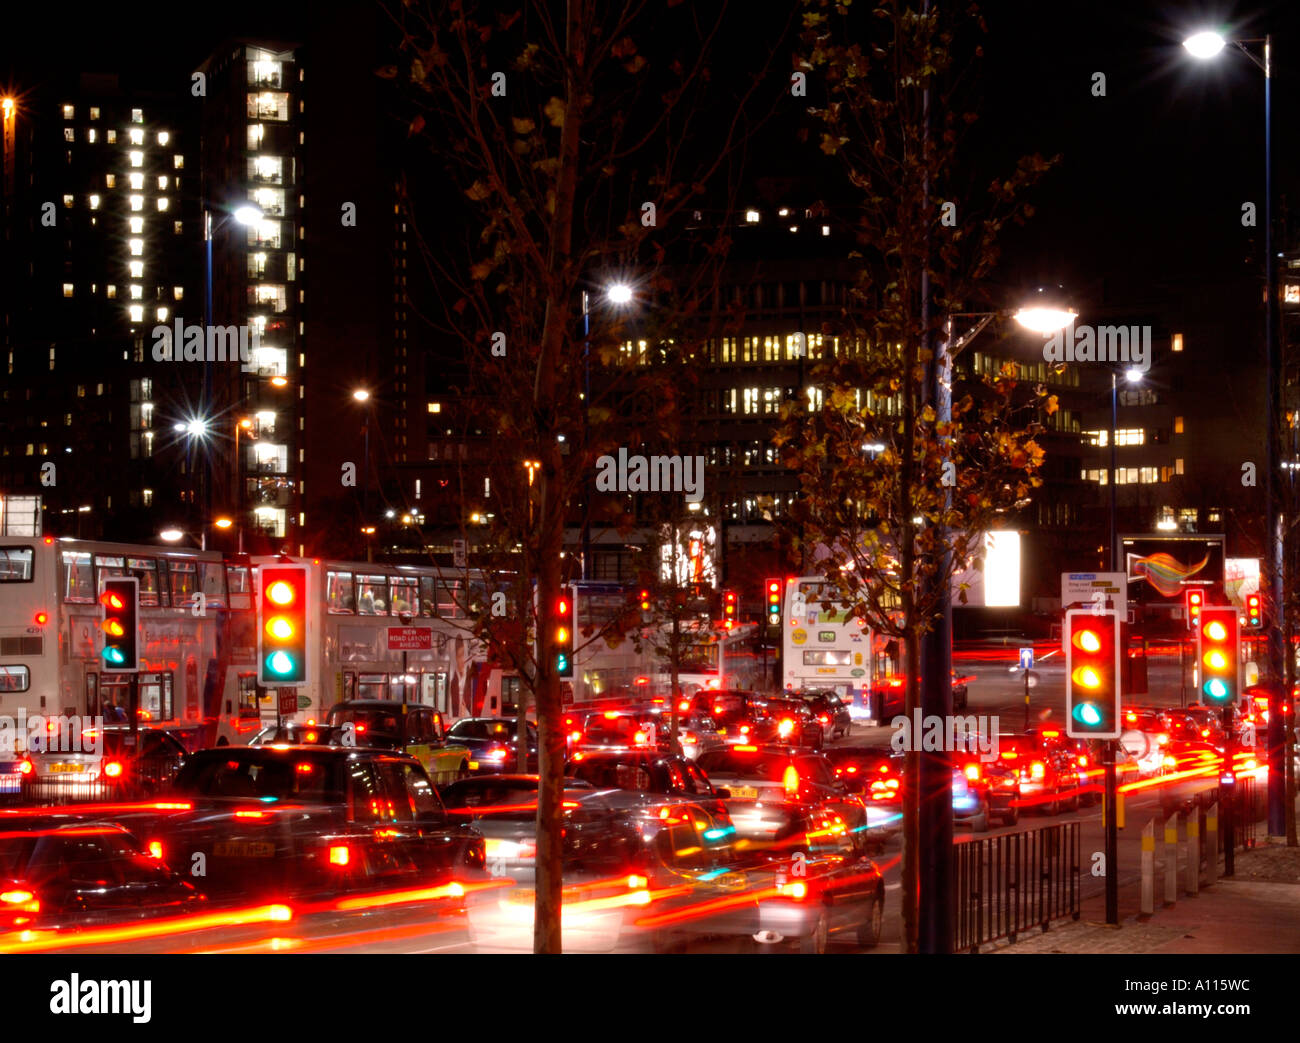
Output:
99,578,139,673
1197,606,1239,705
1185,588,1202,631
766,579,781,627
556,585,574,679
257,564,309,685
639,588,651,613
1065,609,1120,739
722,590,737,629
1245,593,1262,631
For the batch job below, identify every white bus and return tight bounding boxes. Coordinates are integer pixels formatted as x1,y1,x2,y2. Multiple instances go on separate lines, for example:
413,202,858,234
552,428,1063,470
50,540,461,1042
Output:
781,576,897,715
0,537,258,748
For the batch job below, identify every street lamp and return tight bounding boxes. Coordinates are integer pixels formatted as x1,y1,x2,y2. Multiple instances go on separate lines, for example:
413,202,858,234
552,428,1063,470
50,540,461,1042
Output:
1184,27,1286,837
352,389,374,561
1110,368,1143,571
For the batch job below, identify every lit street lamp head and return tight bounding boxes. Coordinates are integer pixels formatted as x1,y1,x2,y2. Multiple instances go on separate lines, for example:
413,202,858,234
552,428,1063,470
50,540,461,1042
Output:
1183,31,1227,59
159,529,184,542
233,204,265,226
1013,306,1077,334
352,389,371,402
1125,368,1144,383
606,283,633,306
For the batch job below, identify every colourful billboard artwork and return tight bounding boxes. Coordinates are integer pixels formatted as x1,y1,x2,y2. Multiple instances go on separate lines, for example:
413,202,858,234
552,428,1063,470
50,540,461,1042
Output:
1127,551,1211,598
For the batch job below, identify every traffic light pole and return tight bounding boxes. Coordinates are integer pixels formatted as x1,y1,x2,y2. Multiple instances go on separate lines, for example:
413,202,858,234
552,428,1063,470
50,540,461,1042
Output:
1222,704,1236,876
1104,740,1118,925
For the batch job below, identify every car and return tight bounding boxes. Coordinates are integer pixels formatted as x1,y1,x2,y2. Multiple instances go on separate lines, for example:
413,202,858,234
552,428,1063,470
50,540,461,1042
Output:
464,789,745,953
566,749,730,811
438,774,594,825
446,717,539,774
868,671,971,722
725,799,885,952
324,700,472,784
791,689,853,741
694,745,876,849
989,733,1081,814
24,725,188,801
684,690,777,745
762,697,827,750
0,749,31,800
949,751,1021,828
112,745,486,902
1026,727,1101,806
0,819,205,930
250,721,337,745
578,711,664,751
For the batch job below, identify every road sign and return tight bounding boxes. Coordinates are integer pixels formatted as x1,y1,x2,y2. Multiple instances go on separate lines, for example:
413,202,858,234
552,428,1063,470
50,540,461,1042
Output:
1019,647,1034,671
278,689,298,717
387,626,433,651
1061,572,1127,617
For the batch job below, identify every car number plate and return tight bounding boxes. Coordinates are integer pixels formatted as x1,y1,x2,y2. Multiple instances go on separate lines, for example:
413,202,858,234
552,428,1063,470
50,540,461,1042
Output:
733,786,759,799
215,841,275,858
49,762,86,774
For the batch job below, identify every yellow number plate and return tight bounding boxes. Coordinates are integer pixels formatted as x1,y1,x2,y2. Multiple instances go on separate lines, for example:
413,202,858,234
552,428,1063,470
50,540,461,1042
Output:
733,786,759,799
215,841,275,858
49,763,86,774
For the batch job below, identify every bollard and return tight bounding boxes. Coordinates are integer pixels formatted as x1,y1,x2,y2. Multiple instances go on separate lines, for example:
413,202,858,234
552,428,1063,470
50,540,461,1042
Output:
1205,802,1218,886
1140,819,1155,915
1118,792,1125,829
1186,812,1200,896
1164,814,1179,905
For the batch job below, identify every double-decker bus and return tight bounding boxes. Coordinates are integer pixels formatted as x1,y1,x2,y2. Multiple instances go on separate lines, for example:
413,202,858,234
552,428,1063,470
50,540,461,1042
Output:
659,621,768,696
781,576,897,715
0,536,258,748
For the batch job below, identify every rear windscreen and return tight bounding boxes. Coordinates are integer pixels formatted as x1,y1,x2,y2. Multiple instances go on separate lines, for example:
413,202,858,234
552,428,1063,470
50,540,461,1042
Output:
174,753,343,802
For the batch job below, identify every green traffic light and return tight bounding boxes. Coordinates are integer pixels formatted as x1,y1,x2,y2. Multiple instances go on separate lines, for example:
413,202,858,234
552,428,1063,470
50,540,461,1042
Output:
1072,702,1102,727
103,647,125,665
1204,678,1229,702
267,651,296,676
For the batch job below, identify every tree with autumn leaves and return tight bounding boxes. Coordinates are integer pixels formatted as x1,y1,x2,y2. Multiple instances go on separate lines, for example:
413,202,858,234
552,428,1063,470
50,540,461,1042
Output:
774,0,1059,953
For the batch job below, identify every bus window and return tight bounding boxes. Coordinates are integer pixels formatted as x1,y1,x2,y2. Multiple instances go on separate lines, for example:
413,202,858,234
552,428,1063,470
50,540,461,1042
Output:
138,673,174,721
95,555,126,587
226,565,251,594
200,561,227,602
436,579,462,619
85,673,99,717
127,557,162,607
0,547,34,582
418,576,436,617
327,571,355,613
0,667,30,693
357,576,387,615
61,551,95,602
238,675,259,718
358,673,387,700
389,577,417,616
168,559,197,605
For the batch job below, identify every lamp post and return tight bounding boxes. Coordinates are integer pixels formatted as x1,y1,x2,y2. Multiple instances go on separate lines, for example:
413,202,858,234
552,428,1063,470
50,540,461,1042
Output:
352,389,373,562
1184,29,1285,836
916,301,1075,953
1110,368,1144,571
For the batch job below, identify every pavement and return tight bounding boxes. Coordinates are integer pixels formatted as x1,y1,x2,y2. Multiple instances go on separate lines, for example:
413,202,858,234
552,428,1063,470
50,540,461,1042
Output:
983,836,1300,954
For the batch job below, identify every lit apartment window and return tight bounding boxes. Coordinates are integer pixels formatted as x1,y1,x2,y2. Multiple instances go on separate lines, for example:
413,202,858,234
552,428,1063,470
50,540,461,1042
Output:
157,198,169,211
173,221,183,234
1207,509,1221,523
247,124,265,149
427,402,441,413
1179,508,1198,528
131,108,143,123
1115,429,1145,446
62,194,73,208
129,195,143,212
128,151,143,167
88,194,101,209
106,130,116,144
106,285,117,298
129,128,144,145
129,239,143,255
1174,416,1184,434
173,286,183,300
129,218,143,234
62,104,74,119
744,209,760,223
1172,333,1184,353
105,173,115,188
62,283,73,297
173,154,183,169
128,305,144,322
129,172,143,190
142,489,153,507
156,307,168,322
129,285,142,300
821,225,831,236
1288,286,1300,305
86,128,96,143
89,107,99,120
1176,458,1185,475
157,131,169,146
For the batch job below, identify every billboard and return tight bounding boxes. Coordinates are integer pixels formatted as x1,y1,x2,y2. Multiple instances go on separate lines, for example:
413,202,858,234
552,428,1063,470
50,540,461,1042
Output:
1119,534,1224,605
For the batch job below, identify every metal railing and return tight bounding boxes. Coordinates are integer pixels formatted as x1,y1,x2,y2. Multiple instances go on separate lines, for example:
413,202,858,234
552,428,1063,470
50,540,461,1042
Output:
953,821,1081,953
2,759,180,807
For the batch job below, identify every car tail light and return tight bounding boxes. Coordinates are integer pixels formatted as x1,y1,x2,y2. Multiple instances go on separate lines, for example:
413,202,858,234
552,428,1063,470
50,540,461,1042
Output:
739,724,750,735
485,745,509,762
777,718,795,739
1162,756,1177,770
569,731,582,743
355,723,367,734
329,845,351,867
304,730,318,743
683,733,697,745
1077,755,1088,767
1126,712,1137,723
783,765,799,796
296,762,315,774
627,874,648,890
713,706,724,716
1201,729,1210,737
818,715,829,724
1001,751,1018,760
603,711,620,720
17,759,32,776
678,700,691,713
845,766,859,774
734,744,758,752
1030,761,1045,780
103,760,124,779
1156,734,1169,746
0,890,39,915
1042,730,1060,738
778,880,807,899
964,764,981,781
633,731,648,745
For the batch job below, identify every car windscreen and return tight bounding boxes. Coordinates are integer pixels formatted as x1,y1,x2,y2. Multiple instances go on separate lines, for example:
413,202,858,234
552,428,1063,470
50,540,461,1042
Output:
583,716,650,744
0,835,36,877
570,758,655,791
440,780,539,810
325,707,402,744
696,751,790,781
172,752,344,802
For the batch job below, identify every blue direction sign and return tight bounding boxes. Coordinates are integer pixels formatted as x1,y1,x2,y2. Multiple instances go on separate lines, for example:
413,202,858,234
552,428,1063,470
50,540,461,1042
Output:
1019,647,1034,671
